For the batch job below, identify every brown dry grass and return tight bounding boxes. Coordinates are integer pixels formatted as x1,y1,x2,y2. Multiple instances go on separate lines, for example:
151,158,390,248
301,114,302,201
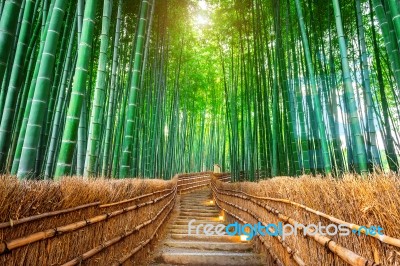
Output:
0,175,176,265
215,172,400,266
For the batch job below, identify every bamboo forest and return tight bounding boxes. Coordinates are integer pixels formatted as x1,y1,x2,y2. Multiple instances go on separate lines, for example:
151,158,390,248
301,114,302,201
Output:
1,0,400,265
0,0,399,180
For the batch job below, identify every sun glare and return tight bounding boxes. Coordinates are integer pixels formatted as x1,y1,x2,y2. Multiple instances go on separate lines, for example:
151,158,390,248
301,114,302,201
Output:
199,0,208,10
195,14,209,26
192,0,212,29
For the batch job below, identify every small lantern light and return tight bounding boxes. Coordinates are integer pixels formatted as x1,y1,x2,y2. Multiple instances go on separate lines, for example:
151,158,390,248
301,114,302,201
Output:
219,215,224,221
240,235,248,241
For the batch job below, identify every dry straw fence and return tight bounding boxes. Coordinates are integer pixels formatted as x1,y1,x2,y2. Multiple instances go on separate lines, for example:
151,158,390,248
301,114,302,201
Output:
211,173,400,266
0,172,214,265
4,171,396,266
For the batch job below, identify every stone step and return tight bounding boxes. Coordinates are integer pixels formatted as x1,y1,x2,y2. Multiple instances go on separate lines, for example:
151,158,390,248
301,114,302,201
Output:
170,224,227,230
176,218,220,223
178,208,219,213
179,209,218,214
179,204,216,208
180,198,210,201
174,217,220,224
164,241,253,252
180,201,210,204
170,228,231,235
158,250,264,266
150,188,265,266
171,234,241,242
178,204,219,211
179,212,219,217
176,216,219,221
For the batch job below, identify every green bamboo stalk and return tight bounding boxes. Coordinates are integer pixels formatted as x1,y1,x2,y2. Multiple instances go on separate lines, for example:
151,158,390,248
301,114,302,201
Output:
85,0,113,177
295,0,332,175
55,0,98,178
332,0,368,174
102,0,122,177
0,0,35,172
17,0,68,179
0,0,23,89
44,13,77,178
119,0,150,178
355,0,381,168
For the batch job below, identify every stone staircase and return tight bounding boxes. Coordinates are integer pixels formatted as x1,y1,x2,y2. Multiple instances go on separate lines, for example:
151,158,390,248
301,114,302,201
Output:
150,187,265,265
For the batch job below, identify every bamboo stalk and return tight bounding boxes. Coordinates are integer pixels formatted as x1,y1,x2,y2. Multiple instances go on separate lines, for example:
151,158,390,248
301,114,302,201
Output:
0,201,100,229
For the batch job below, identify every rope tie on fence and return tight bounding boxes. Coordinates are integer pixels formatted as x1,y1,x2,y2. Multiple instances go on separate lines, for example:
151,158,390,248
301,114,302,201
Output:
84,218,91,225
324,239,333,253
1,242,9,254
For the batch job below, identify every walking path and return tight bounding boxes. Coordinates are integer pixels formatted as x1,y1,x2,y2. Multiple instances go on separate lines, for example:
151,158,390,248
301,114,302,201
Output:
150,187,265,265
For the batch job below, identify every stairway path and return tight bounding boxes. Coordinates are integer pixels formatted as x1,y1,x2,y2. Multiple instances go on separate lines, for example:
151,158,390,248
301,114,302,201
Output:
150,187,265,265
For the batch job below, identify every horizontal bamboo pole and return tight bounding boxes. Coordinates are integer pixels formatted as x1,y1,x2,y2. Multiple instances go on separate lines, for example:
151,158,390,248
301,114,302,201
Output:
178,175,211,183
212,172,232,178
217,176,231,182
0,188,176,255
177,178,210,188
211,182,378,266
61,191,176,266
213,192,284,266
178,181,210,193
99,188,173,208
214,179,400,249
210,184,305,266
0,201,100,230
177,171,213,179
112,195,176,265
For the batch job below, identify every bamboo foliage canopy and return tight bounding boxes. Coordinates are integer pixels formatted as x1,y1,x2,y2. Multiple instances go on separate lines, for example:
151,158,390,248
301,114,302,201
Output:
0,0,398,180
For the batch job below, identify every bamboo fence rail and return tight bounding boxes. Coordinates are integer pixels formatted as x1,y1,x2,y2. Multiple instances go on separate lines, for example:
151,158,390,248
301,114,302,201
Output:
99,188,173,208
0,187,176,255
177,177,210,187
211,179,379,266
213,189,285,266
0,201,100,229
62,190,176,266
112,194,176,265
211,182,305,266
215,179,400,249
176,171,213,179
0,173,217,265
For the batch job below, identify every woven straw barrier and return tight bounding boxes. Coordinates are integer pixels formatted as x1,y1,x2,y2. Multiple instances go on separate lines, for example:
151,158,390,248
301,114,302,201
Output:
0,173,213,265
211,173,400,266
